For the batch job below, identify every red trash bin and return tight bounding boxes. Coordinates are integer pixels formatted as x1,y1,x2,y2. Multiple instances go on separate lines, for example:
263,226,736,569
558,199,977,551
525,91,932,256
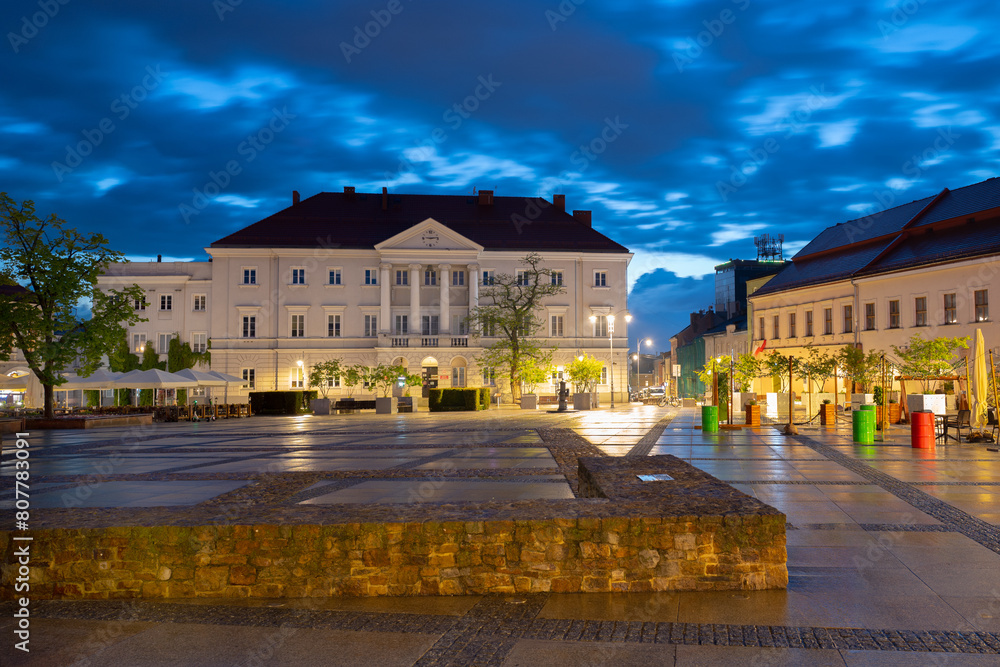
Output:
911,410,935,449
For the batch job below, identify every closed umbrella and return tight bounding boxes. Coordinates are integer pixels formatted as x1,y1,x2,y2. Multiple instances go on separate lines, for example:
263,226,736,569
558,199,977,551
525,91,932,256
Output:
972,328,988,430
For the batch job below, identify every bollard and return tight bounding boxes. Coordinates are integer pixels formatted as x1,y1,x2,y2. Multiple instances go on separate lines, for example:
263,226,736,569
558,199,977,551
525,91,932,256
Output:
701,405,719,433
910,411,935,449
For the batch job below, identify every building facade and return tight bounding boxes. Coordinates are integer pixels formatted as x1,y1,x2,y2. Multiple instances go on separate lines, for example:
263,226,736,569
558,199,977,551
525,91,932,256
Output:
749,177,1000,394
98,189,633,402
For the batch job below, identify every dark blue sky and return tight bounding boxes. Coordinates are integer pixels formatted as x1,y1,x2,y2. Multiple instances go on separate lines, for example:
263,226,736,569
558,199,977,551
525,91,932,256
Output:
3,0,998,347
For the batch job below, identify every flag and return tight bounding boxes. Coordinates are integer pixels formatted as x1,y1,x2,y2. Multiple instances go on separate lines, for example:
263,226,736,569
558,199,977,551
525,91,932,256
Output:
754,340,767,356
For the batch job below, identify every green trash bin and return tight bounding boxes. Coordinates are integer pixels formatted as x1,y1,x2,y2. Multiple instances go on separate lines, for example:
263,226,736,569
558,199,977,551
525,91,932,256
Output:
860,404,876,412
852,409,875,444
701,405,719,433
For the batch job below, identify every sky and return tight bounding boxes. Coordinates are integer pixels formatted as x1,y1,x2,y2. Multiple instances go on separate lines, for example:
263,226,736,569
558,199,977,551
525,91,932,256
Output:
3,0,998,349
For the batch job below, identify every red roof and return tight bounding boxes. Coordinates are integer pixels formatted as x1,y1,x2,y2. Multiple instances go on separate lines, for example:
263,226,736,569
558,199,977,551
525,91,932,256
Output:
211,191,628,253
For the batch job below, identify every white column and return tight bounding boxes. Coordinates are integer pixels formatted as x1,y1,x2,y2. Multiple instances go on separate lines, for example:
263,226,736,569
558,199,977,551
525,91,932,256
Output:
468,264,479,309
439,264,451,334
409,263,421,336
379,263,391,334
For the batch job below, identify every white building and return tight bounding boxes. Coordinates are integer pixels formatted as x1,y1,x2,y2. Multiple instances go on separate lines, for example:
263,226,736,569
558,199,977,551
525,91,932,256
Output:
749,177,1000,394
98,188,634,402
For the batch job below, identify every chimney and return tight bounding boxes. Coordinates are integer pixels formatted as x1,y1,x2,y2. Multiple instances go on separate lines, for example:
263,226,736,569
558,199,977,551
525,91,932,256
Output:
382,186,388,210
156,254,162,263
553,194,565,211
478,189,494,205
344,186,355,199
572,210,591,226
292,190,300,206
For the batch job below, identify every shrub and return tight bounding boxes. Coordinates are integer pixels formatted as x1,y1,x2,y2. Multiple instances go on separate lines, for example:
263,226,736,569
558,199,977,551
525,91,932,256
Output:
428,388,485,411
249,391,317,415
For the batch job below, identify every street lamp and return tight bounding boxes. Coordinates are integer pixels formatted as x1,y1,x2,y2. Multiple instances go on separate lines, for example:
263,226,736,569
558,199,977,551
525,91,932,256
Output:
632,337,653,393
590,312,631,408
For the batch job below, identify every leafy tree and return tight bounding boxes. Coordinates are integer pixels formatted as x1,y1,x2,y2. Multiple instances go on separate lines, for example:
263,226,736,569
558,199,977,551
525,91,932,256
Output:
836,345,882,393
762,351,801,392
369,363,409,398
733,353,763,392
519,359,551,395
309,359,343,399
167,336,210,372
890,333,970,393
469,253,564,402
798,345,838,393
0,194,147,417
696,355,731,409
107,330,140,405
401,372,423,396
566,354,603,393
341,364,364,397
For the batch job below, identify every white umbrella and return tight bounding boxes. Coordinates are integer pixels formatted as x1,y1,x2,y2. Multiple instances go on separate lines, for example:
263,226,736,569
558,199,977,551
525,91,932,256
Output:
204,370,244,404
173,368,229,387
59,369,123,407
117,369,193,406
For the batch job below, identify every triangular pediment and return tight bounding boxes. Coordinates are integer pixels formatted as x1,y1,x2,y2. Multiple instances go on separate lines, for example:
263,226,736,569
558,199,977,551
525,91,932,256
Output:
375,218,483,253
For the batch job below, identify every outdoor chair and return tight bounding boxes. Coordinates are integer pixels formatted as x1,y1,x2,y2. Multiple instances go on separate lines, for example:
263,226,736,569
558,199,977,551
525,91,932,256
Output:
988,408,999,441
946,409,971,441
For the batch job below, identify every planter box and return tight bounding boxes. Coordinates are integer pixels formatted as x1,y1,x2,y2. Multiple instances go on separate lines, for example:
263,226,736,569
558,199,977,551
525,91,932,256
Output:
888,403,901,424
907,394,946,416
375,397,398,415
820,403,836,426
520,394,538,410
573,393,593,410
744,405,760,426
310,398,331,416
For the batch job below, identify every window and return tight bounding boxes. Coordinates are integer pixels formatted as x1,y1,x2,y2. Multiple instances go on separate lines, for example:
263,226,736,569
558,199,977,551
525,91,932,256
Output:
915,297,927,326
364,269,377,285
192,332,207,353
551,271,563,286
424,268,437,286
328,375,341,388
160,294,172,311
550,315,564,337
328,314,341,337
328,269,342,285
291,268,305,285
944,293,957,324
482,318,497,337
788,313,796,338
421,315,440,336
842,305,853,333
242,316,256,338
805,311,813,337
193,295,206,312
364,315,377,337
593,316,608,337
482,369,495,386
594,271,607,287
888,300,900,329
242,268,256,285
516,270,529,286
864,303,876,331
601,367,608,385
758,317,765,339
131,332,146,353
133,296,146,311
975,289,989,321
772,315,780,339
290,314,305,337
390,269,405,286
482,270,494,285
157,332,175,354
241,368,255,390
452,366,466,388
824,308,833,335
452,270,465,286
290,366,304,389
452,315,468,335
394,314,408,335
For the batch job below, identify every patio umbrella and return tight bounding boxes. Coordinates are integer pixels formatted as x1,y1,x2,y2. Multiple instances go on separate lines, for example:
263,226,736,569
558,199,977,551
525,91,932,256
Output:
172,368,229,405
116,369,192,406
204,370,244,403
59,369,123,407
971,328,988,430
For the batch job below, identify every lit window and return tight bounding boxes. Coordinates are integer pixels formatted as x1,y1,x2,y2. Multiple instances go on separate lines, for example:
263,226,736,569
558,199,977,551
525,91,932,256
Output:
864,303,876,331
915,297,927,326
805,311,813,337
824,308,833,335
944,293,957,324
975,289,989,321
843,305,853,334
888,300,900,329
241,368,255,389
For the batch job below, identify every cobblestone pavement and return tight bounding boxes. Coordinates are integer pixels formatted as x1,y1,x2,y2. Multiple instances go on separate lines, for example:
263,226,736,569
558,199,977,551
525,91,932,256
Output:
4,406,1000,665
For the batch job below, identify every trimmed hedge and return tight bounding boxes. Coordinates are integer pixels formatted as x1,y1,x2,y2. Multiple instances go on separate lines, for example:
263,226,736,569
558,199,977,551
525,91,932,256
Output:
428,388,489,412
249,390,318,415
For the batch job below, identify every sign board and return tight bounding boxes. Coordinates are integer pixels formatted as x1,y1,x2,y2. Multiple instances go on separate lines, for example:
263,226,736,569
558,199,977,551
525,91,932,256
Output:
672,364,681,377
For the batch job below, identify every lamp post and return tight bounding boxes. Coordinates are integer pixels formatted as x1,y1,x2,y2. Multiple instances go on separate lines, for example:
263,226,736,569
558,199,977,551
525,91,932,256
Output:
590,312,631,408
632,337,653,394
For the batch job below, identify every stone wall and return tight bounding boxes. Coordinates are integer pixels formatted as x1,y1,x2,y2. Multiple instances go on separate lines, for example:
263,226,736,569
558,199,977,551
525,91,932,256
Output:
0,455,787,599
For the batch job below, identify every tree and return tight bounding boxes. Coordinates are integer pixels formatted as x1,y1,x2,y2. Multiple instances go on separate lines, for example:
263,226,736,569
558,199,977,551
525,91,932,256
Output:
762,351,800,392
798,345,838,394
0,194,146,417
519,359,551,395
308,359,343,399
341,364,364,397
733,353,763,392
107,330,141,405
837,345,882,393
890,333,970,393
369,363,409,398
469,253,564,402
566,354,603,393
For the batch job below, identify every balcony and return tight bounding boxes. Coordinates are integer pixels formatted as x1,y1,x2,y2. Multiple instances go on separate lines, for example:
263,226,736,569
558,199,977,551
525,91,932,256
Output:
379,334,470,348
